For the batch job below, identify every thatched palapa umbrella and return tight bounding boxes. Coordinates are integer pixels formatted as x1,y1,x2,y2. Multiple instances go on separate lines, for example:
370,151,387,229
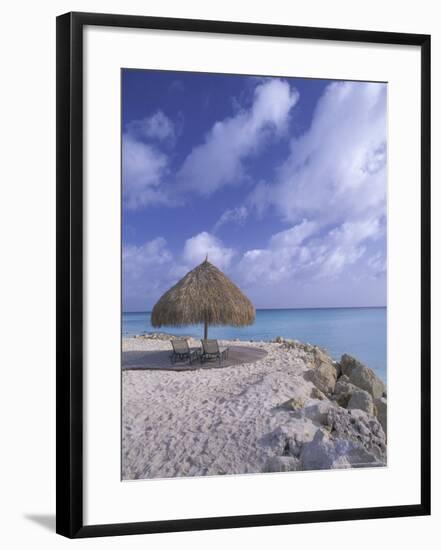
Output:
151,258,255,339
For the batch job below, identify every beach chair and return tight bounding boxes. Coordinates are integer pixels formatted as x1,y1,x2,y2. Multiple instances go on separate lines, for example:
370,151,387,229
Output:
200,339,229,365
170,339,200,364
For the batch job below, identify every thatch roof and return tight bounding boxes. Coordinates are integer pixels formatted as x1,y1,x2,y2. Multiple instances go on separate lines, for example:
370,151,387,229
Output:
151,259,255,328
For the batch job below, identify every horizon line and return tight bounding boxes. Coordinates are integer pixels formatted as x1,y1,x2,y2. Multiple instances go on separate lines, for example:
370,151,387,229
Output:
123,305,387,314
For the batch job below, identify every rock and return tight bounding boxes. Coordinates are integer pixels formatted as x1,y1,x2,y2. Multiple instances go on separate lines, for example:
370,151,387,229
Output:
340,354,386,399
374,397,387,435
347,389,375,416
264,455,301,473
313,347,332,365
299,342,317,354
301,407,387,470
343,439,379,468
287,437,302,458
282,339,305,351
300,429,351,470
327,408,386,465
264,426,298,455
310,386,328,400
281,397,306,411
311,361,338,395
333,376,358,408
340,354,359,377
303,401,335,426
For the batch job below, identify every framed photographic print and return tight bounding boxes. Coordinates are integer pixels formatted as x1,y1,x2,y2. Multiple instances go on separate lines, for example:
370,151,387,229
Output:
56,11,431,538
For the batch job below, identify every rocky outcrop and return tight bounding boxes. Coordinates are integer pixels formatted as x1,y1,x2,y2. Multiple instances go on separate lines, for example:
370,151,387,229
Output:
310,349,340,396
311,362,338,395
264,425,302,456
327,408,386,463
314,348,341,377
340,354,386,399
310,386,328,400
374,397,387,435
264,346,387,474
333,375,358,407
301,407,386,470
347,389,375,416
272,337,330,360
281,397,306,411
264,455,301,473
303,401,336,425
300,429,351,470
330,355,387,434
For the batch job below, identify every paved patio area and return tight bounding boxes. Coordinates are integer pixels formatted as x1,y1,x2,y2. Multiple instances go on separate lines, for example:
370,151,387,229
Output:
122,345,268,371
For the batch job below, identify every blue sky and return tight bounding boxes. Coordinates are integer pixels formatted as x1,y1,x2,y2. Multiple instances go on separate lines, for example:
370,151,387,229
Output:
122,70,387,312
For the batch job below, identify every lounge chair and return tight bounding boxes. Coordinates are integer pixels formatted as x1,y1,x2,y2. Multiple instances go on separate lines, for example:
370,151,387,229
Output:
170,339,200,364
200,339,229,365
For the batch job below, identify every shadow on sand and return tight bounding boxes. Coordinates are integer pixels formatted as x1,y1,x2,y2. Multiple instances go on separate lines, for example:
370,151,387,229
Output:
122,345,268,371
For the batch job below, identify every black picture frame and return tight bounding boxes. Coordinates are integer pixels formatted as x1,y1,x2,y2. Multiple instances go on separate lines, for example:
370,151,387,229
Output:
56,11,431,539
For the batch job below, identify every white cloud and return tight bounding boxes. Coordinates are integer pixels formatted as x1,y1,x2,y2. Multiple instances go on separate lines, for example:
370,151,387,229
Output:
251,81,387,227
269,219,317,249
122,80,299,210
318,246,365,278
367,251,387,277
237,220,316,285
177,79,299,195
326,217,383,246
237,215,384,286
122,111,177,209
127,110,175,142
314,217,383,278
122,80,387,309
123,233,238,309
123,237,172,276
213,206,248,232
122,134,169,209
123,238,174,310
183,232,235,270
238,81,387,290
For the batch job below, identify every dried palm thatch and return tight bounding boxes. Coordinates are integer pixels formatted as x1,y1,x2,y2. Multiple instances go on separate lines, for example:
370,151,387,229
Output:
151,259,255,338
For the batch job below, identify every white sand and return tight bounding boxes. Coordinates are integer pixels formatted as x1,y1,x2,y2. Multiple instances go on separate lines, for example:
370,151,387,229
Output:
122,337,322,480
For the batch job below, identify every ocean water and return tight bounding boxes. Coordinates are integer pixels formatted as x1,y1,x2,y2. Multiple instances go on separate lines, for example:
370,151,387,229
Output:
123,307,387,382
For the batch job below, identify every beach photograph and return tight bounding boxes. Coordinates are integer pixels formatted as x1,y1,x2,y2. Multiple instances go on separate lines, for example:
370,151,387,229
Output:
121,70,387,480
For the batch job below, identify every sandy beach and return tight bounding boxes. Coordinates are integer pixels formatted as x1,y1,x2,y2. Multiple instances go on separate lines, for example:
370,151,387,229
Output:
122,336,387,480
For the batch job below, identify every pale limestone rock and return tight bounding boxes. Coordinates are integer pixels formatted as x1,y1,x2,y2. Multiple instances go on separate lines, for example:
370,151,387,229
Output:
327,408,386,465
281,397,306,411
340,354,386,399
266,425,298,455
311,361,338,395
374,397,387,435
313,347,333,366
333,376,358,408
310,386,328,400
347,389,375,416
303,401,335,425
264,455,301,473
301,413,387,471
287,437,302,458
301,429,350,470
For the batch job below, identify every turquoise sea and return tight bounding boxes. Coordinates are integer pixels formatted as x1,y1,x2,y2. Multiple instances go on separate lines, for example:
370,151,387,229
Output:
123,307,387,382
